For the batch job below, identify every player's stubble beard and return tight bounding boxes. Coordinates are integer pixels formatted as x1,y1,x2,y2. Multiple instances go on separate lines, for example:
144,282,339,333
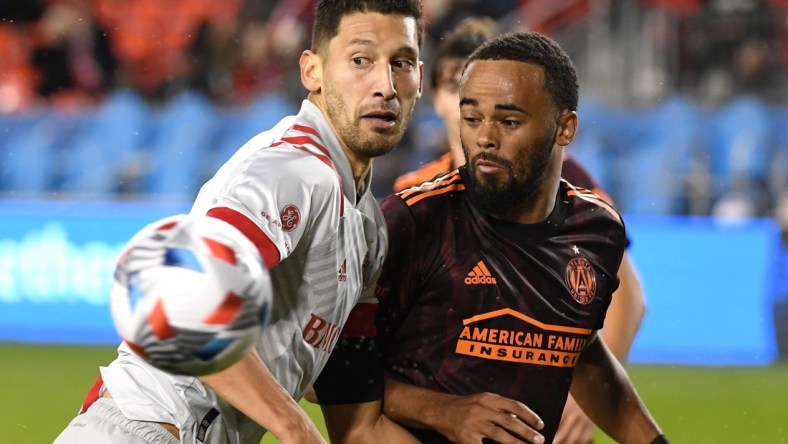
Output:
322,82,414,159
463,126,556,217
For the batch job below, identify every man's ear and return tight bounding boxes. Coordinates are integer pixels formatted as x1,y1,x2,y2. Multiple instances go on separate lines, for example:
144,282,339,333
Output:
416,60,424,100
555,111,578,147
300,50,322,93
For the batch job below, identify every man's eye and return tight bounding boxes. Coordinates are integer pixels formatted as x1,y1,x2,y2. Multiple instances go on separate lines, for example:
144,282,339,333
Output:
502,120,520,128
393,60,414,70
352,57,369,66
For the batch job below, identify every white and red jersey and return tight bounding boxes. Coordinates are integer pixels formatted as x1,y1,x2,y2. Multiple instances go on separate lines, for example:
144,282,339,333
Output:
98,100,388,443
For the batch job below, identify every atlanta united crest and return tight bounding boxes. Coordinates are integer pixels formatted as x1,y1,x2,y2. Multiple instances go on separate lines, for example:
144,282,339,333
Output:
564,257,597,304
280,205,301,232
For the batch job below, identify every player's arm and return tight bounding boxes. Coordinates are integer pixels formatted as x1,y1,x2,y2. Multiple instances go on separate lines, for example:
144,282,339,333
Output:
603,252,646,362
313,312,420,444
555,251,645,443
570,333,665,443
197,158,341,443
195,214,324,442
383,374,545,444
319,400,420,444
199,348,325,443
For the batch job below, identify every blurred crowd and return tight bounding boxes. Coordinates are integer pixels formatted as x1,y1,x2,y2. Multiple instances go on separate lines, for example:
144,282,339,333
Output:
0,0,540,111
0,0,786,222
0,0,785,110
0,0,316,110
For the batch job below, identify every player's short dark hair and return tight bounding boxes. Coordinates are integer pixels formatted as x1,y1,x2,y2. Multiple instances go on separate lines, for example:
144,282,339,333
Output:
312,0,424,54
466,31,578,112
430,17,498,89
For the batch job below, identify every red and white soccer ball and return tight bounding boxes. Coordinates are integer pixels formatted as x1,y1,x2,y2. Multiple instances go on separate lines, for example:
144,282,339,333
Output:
110,214,272,376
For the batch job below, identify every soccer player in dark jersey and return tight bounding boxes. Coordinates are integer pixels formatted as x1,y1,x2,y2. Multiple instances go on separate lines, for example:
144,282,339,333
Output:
375,31,666,444
392,18,647,443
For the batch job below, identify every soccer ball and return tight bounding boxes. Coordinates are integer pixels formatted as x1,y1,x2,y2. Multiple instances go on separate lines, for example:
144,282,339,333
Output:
109,214,272,376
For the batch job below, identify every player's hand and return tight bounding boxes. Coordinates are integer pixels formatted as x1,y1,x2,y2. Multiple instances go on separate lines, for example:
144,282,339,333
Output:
553,394,594,444
434,392,545,444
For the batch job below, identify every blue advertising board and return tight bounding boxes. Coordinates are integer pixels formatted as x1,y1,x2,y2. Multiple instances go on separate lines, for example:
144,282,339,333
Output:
0,199,189,345
0,200,781,366
626,215,780,366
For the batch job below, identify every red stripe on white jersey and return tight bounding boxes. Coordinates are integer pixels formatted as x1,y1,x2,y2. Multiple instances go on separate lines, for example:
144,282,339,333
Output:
206,207,281,269
79,373,104,414
281,135,330,157
275,142,346,217
291,124,319,137
271,124,346,216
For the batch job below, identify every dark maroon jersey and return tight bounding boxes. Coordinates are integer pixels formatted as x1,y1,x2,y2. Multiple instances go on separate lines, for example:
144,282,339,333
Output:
376,166,627,443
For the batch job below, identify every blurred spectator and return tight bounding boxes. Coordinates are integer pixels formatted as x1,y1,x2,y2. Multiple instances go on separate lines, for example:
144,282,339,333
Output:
90,0,244,103
0,23,37,113
29,1,117,109
227,0,313,107
679,0,785,105
0,2,44,113
427,0,516,44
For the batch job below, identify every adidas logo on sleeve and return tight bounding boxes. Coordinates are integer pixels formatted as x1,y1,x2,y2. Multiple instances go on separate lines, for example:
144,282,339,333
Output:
465,260,498,285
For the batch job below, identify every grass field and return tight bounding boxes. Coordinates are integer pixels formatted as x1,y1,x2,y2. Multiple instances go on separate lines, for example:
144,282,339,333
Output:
4,342,786,443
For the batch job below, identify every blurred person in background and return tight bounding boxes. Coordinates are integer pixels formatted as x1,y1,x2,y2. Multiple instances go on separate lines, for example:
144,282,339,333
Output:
679,0,785,105
0,0,117,112
30,0,117,108
393,16,647,442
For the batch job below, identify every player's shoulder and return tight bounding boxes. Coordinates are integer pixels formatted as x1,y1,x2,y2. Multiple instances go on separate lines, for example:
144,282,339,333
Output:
562,179,623,227
382,169,464,224
244,123,342,186
392,153,454,192
394,169,465,207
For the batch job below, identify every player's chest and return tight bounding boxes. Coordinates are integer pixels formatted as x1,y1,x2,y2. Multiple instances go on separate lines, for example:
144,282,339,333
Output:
423,233,614,329
301,207,381,309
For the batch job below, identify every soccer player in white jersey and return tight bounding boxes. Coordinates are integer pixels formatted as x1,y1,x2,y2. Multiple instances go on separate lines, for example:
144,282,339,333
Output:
55,1,425,443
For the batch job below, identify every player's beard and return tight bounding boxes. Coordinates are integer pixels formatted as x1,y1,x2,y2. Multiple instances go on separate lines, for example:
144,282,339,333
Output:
463,128,556,216
322,83,411,159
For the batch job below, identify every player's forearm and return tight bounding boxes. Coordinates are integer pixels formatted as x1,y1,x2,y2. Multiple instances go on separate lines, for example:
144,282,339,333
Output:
320,401,420,444
200,349,324,443
571,336,662,442
383,374,458,431
602,252,646,363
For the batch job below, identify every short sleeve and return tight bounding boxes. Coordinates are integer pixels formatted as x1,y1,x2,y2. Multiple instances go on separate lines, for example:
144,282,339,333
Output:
192,148,342,269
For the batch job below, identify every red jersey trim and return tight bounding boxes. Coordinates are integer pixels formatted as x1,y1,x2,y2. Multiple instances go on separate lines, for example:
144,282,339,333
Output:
291,124,319,137
281,136,330,158
340,302,378,337
79,373,104,414
271,126,346,217
206,207,281,269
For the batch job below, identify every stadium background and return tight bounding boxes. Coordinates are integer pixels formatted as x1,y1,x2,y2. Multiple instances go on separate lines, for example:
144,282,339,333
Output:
0,0,786,442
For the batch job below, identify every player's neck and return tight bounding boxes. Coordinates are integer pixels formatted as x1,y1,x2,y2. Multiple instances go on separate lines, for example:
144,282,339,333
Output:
309,94,371,191
488,160,563,225
491,180,559,224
